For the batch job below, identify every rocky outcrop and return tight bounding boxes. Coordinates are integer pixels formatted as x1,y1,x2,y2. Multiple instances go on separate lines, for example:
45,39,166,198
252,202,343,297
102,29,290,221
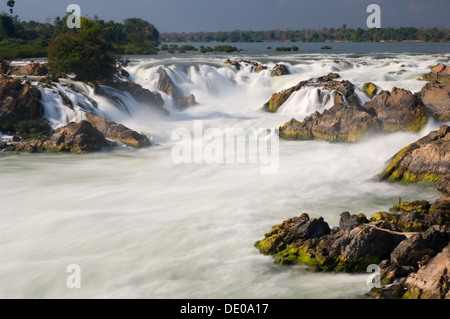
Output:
225,59,290,77
379,125,450,183
99,79,168,116
255,212,406,272
402,243,450,299
279,104,379,142
370,200,446,232
270,64,290,77
279,87,428,142
364,87,427,133
334,60,353,70
419,64,450,81
0,75,51,137
85,113,151,148
420,80,450,121
263,75,359,113
225,59,267,73
4,120,110,153
156,68,197,110
0,62,48,76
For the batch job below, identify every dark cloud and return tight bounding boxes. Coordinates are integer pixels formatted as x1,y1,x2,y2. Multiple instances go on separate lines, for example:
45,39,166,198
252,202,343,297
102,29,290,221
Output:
5,0,450,32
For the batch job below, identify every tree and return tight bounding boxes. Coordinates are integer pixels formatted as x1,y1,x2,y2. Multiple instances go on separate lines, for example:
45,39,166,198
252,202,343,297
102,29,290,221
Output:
6,0,15,15
48,18,120,81
0,13,15,39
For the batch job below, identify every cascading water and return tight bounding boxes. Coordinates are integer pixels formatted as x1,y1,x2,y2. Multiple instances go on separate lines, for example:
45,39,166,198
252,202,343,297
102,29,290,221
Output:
1,43,449,299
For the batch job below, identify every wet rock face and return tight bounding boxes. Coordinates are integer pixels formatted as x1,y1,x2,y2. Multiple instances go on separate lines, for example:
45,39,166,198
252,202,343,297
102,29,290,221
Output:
156,68,198,110
420,80,450,121
100,79,168,116
379,124,450,183
263,76,359,113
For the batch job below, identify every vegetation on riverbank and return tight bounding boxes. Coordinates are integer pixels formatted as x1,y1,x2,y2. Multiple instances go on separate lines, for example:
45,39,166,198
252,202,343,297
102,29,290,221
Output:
161,26,450,43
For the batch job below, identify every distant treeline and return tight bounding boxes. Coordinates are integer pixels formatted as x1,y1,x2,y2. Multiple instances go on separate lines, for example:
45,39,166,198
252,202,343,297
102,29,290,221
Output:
161,26,450,43
0,13,160,59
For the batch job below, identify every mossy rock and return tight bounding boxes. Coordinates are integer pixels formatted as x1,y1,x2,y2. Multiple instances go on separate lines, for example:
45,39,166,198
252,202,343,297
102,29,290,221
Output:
390,201,431,215
362,82,377,99
370,211,399,224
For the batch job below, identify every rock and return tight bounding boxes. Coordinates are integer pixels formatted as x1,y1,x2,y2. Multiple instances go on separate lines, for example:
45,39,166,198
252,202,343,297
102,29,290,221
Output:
0,61,10,74
362,82,377,99
419,63,450,81
263,81,308,113
43,121,110,153
279,103,379,142
379,125,450,183
402,243,450,299
255,212,405,272
263,76,359,113
387,226,450,278
5,120,110,153
270,64,290,77
101,79,168,116
8,63,48,76
225,59,241,71
420,81,450,121
0,76,51,137
363,87,427,133
156,68,198,110
327,72,340,79
85,113,151,148
334,60,353,70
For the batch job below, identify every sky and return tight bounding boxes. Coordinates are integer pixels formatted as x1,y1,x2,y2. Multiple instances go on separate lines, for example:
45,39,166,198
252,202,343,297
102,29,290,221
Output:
4,0,450,32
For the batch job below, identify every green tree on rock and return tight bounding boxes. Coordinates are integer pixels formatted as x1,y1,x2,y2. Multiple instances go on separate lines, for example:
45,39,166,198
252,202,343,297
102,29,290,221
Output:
48,17,120,81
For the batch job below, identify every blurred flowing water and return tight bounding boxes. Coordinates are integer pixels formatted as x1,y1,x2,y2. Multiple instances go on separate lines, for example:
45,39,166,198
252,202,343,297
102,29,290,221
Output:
1,42,449,298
